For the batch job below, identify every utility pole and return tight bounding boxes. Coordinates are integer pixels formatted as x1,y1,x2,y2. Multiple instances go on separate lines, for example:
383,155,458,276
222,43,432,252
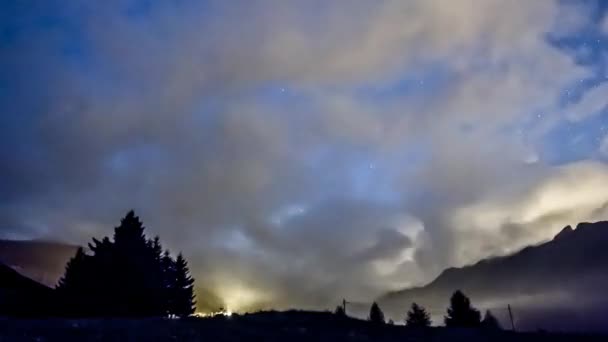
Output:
342,298,350,316
507,304,516,332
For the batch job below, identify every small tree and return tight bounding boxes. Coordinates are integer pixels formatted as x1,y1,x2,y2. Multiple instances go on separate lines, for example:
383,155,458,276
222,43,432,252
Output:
444,290,481,327
369,302,385,324
406,302,432,327
172,253,196,317
334,305,346,317
481,310,502,330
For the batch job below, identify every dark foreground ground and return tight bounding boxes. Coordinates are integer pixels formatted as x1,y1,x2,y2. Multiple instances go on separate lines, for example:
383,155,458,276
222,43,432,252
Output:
1,311,606,342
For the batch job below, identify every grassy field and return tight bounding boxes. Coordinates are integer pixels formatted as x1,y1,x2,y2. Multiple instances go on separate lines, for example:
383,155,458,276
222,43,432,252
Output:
1,311,606,341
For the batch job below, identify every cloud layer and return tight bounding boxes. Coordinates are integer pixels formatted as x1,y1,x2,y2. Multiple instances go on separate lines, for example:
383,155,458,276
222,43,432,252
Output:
2,0,608,311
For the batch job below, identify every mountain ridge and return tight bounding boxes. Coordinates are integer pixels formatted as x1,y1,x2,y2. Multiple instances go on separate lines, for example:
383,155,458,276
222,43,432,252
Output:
0,239,78,287
0,261,55,316
378,221,608,331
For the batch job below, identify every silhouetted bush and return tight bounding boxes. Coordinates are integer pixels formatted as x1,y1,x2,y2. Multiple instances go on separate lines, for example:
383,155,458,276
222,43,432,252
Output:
444,290,481,327
405,302,431,327
481,310,502,330
334,305,346,317
56,211,196,317
369,302,385,324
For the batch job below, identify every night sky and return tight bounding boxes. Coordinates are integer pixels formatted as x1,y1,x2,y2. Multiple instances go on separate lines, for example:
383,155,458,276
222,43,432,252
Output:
2,0,608,312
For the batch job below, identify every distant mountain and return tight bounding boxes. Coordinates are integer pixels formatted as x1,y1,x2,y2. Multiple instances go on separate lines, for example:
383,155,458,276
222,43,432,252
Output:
0,239,78,287
378,221,608,332
0,262,51,293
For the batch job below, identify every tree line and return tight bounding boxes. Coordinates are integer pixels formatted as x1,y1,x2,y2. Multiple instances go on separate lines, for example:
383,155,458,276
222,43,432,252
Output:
56,210,196,317
337,290,501,329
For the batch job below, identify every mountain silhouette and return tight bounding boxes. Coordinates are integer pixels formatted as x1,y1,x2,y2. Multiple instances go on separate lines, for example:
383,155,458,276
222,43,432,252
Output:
0,262,55,316
0,239,78,287
378,221,608,332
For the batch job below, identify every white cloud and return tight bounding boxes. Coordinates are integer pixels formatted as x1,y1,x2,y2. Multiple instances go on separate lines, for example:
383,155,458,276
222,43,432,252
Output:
450,161,608,264
565,83,608,122
600,135,608,157
602,14,608,35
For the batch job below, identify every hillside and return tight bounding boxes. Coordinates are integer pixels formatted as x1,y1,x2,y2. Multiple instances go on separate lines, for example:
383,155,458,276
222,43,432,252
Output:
0,262,55,316
0,239,78,287
378,221,608,331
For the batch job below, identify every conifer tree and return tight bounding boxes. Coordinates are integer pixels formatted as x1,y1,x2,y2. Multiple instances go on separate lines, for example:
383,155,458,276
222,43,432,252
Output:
147,236,166,315
57,247,90,315
113,210,146,247
110,211,156,316
444,290,481,327
56,211,198,318
405,302,432,327
369,302,385,324
57,247,88,291
481,310,502,330
334,305,346,317
161,249,177,315
172,253,196,317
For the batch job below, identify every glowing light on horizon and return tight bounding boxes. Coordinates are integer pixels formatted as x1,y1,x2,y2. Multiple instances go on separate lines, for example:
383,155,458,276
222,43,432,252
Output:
193,309,233,318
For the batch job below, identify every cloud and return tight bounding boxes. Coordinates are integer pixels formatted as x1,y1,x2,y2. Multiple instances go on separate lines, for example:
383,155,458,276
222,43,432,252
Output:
1,0,607,311
449,161,608,264
602,12,608,35
600,135,608,157
565,82,608,122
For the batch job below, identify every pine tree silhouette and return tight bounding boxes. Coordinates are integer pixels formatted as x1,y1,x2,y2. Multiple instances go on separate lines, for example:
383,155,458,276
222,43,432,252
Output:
444,290,481,327
161,249,176,316
369,302,385,324
113,211,146,246
405,302,432,327
56,247,90,316
111,211,158,316
172,253,196,317
148,236,167,315
56,210,197,317
334,305,346,317
481,310,502,330
57,247,87,291
86,236,114,316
